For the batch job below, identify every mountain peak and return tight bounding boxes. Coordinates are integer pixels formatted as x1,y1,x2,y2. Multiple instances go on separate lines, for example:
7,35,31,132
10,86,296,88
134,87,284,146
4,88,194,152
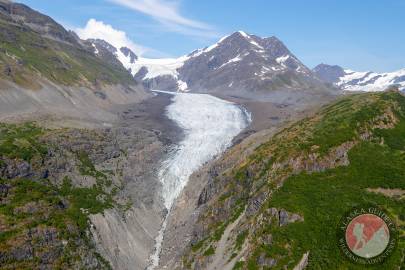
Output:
89,39,117,54
314,63,344,71
120,47,138,64
313,64,346,84
0,0,78,45
236,30,250,38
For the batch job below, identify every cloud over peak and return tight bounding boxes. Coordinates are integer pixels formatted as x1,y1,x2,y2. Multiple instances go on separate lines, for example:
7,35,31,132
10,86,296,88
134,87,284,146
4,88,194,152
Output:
75,19,148,55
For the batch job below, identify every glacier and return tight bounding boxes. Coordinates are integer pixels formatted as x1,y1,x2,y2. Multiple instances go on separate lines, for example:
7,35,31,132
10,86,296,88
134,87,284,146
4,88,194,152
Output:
147,92,251,269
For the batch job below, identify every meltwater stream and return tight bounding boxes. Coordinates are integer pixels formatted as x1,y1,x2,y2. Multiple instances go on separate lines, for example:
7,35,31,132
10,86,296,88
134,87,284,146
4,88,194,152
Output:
146,92,251,269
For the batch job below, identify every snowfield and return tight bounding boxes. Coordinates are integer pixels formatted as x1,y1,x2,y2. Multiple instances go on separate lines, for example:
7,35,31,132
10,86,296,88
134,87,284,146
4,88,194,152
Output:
147,92,251,269
337,68,405,92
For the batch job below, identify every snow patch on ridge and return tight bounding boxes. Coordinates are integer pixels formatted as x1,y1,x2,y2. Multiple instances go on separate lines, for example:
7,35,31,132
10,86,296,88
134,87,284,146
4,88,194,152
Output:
92,43,99,55
338,68,405,92
190,34,231,58
216,54,243,70
177,80,188,92
238,30,264,50
276,55,290,65
118,52,189,79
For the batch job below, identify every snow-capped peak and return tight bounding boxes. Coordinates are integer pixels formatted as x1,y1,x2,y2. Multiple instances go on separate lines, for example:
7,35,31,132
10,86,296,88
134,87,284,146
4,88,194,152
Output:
189,34,231,57
238,30,250,38
95,31,312,93
313,64,405,92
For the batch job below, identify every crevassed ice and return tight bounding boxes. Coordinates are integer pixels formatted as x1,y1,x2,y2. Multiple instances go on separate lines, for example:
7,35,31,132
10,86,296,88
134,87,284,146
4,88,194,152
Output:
147,92,250,269
160,92,250,209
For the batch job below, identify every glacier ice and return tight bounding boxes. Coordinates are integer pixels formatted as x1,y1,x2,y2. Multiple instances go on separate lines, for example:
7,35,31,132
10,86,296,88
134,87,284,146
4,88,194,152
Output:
147,92,251,269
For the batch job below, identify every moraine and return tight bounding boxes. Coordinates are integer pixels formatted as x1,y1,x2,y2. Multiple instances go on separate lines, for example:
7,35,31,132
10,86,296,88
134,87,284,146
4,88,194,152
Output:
147,91,251,269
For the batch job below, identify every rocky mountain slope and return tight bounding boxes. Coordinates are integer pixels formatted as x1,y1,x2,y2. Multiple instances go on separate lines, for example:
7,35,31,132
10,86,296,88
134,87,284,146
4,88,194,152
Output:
0,0,148,125
0,93,180,269
313,63,405,92
161,90,405,269
92,31,335,99
0,2,176,269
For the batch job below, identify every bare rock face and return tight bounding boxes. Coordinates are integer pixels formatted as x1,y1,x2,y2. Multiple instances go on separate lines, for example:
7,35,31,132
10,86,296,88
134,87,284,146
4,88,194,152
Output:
257,253,277,268
142,74,179,92
293,252,310,270
87,39,134,74
0,0,78,45
0,158,31,179
90,207,162,270
120,47,138,63
277,209,304,227
246,191,269,217
313,64,345,84
177,31,316,94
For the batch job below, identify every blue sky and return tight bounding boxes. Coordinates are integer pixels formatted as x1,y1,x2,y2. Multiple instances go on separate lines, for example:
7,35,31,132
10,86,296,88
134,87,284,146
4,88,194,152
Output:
19,0,405,72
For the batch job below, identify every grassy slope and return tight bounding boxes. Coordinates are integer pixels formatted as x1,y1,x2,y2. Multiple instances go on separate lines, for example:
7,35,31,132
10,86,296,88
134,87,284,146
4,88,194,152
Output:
0,18,134,87
250,92,405,269
188,91,405,269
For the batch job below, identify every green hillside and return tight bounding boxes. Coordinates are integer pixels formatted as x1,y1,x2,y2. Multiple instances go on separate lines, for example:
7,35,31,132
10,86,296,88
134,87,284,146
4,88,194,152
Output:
186,91,405,269
0,1,134,88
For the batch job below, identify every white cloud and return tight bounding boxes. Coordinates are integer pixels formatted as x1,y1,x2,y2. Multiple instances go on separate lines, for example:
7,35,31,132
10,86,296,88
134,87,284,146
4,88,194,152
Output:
75,18,149,55
108,0,220,38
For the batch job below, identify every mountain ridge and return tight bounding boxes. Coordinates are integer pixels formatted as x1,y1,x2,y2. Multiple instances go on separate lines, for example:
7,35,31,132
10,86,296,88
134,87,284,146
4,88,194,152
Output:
313,63,405,92
0,1,149,126
90,31,333,98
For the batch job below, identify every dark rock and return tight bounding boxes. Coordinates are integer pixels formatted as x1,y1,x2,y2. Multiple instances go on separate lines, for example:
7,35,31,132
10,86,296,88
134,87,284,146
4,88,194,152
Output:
197,181,215,206
4,159,31,179
0,183,10,198
94,91,107,100
278,209,303,226
257,253,277,267
120,47,138,63
279,209,289,226
11,245,34,261
4,64,12,76
246,191,268,217
41,169,49,179
133,66,148,81
56,198,69,209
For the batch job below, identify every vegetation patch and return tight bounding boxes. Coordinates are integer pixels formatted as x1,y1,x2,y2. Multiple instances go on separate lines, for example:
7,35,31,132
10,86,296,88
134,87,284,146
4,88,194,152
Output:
0,122,47,161
203,246,215,256
234,230,248,251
